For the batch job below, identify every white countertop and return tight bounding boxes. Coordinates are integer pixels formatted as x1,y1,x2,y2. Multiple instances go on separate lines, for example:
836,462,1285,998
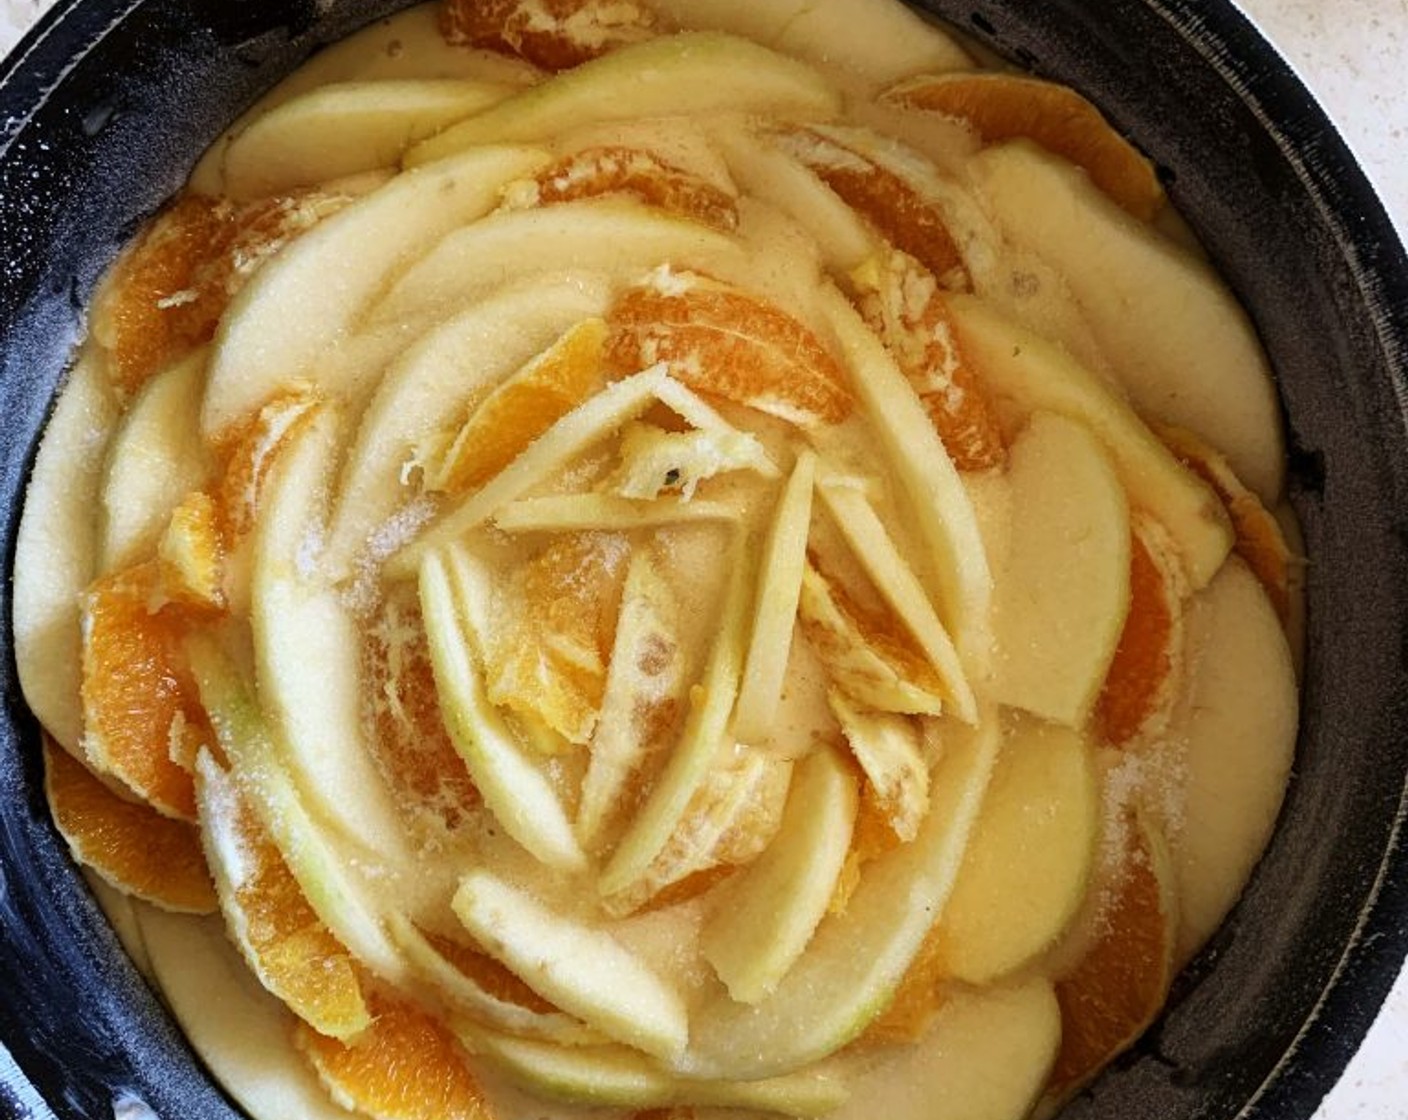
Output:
1,1,1405,1118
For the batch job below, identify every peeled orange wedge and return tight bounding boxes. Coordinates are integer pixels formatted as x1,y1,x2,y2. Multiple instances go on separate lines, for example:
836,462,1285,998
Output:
526,146,738,230
438,0,660,71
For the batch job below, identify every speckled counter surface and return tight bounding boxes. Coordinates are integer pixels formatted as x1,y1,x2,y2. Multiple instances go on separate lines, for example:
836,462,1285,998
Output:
1,1,1405,1118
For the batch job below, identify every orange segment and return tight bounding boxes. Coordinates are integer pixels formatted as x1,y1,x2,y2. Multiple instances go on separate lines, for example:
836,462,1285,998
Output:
215,391,321,540
606,275,853,428
156,490,226,611
1047,811,1177,1101
435,318,609,495
197,754,370,1040
296,992,493,1120
438,0,659,71
92,192,344,397
44,739,216,913
1095,515,1188,748
1157,423,1295,626
487,532,630,744
79,562,201,821
421,929,557,1014
528,147,738,230
774,126,968,286
883,72,1165,222
362,586,482,830
853,249,1005,470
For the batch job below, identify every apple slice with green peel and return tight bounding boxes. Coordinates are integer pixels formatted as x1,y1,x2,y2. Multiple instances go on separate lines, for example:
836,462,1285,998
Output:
945,293,1234,590
367,199,745,331
388,366,668,580
322,273,613,577
420,546,587,872
385,914,602,1044
201,144,549,441
187,637,405,982
817,476,975,723
97,348,212,573
734,449,816,745
1170,557,1297,966
453,869,689,1061
212,80,515,200
13,346,120,754
701,745,858,1004
250,406,409,863
829,979,1060,1120
973,141,1285,503
460,1026,850,1116
817,285,992,667
405,32,841,166
599,530,751,897
992,411,1131,727
494,493,738,534
828,690,928,842
135,906,362,1120
681,715,1000,1081
934,717,1099,985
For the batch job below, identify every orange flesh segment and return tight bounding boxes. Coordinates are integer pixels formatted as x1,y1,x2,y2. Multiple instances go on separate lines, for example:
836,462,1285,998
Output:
92,193,341,397
530,147,738,231
43,739,216,913
421,929,557,1013
884,72,1165,222
215,392,322,541
438,0,659,71
606,279,853,428
1048,814,1175,1099
1095,517,1186,747
437,318,609,495
157,490,227,611
296,993,493,1120
855,250,1005,470
79,562,201,821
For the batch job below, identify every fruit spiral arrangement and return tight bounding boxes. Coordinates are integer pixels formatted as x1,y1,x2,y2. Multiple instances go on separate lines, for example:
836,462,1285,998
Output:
13,1,1301,1118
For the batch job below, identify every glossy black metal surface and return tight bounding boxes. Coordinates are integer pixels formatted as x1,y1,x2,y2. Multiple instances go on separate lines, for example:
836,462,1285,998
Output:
1,1,1406,1117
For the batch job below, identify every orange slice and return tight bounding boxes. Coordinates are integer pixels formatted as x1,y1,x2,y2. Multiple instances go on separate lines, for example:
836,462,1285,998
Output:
92,192,343,397
43,739,215,913
79,562,201,821
362,586,482,830
1157,423,1295,626
215,391,321,540
196,753,370,1040
527,146,738,231
883,72,1165,222
487,531,630,744
774,126,967,286
420,928,558,1015
1047,810,1177,1101
156,490,226,611
438,0,659,71
605,275,853,428
296,992,492,1120
435,318,609,495
1095,515,1188,748
853,249,1004,470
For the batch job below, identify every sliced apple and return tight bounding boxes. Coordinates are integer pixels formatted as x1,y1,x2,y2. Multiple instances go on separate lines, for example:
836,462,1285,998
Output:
817,285,992,666
249,406,409,862
701,745,858,1003
934,717,1100,984
494,493,737,533
212,79,515,200
605,422,779,500
419,546,587,872
735,449,817,744
1169,557,1297,966
406,32,840,166
461,1027,849,1116
322,273,613,577
681,715,1000,1080
946,292,1233,589
829,979,1059,1120
453,869,688,1061
201,144,549,440
972,141,1285,503
992,411,1131,726
97,348,212,573
13,347,120,753
368,198,744,330
828,690,928,842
